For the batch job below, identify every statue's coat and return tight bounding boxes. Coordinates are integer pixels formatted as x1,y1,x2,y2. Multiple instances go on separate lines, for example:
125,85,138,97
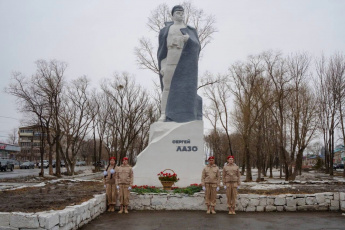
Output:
158,21,203,122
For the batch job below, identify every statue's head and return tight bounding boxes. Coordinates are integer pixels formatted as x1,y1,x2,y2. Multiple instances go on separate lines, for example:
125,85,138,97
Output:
171,5,184,16
171,5,184,22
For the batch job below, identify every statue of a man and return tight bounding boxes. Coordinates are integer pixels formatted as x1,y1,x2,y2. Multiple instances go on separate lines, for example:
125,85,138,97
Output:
157,5,203,122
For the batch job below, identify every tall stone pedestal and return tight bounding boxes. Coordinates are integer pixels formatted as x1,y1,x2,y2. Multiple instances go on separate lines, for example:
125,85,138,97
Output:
133,120,205,187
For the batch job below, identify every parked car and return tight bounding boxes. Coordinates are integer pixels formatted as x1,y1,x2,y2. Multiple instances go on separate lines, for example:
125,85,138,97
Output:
38,160,49,169
20,161,35,169
93,161,105,168
336,163,344,169
333,164,338,170
52,160,66,168
0,160,14,171
76,161,86,166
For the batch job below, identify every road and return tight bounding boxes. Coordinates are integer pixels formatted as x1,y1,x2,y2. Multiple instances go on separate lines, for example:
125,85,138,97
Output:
0,166,93,179
81,211,344,230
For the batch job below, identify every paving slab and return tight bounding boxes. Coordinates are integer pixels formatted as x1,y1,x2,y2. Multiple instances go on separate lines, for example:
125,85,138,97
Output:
80,211,344,230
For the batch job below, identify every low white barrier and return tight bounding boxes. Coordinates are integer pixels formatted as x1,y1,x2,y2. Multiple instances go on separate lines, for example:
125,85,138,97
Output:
0,194,106,230
0,192,344,229
128,192,345,212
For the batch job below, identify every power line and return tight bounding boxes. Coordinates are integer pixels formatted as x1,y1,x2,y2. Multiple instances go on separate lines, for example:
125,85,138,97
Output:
0,116,20,121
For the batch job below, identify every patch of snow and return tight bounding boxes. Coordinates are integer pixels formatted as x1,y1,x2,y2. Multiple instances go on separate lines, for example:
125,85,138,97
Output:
248,184,291,190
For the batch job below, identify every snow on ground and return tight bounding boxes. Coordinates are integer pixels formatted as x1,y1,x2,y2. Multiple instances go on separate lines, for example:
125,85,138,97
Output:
248,183,291,190
0,167,100,191
235,168,345,191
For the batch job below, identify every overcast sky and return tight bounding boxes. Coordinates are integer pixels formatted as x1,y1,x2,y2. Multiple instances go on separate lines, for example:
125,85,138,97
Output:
1,0,345,142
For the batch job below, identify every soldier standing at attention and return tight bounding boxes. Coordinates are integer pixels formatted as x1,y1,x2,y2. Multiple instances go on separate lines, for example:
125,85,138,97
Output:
223,155,241,214
201,156,220,214
116,157,133,214
103,157,117,212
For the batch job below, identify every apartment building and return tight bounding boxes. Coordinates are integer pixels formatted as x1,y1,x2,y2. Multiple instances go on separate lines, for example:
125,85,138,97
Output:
18,125,45,161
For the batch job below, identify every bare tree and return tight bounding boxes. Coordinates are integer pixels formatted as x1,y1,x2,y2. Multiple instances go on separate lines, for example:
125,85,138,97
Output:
230,55,270,182
203,72,234,161
6,60,66,176
95,92,111,166
34,60,65,176
315,54,342,176
261,110,278,178
134,37,160,75
202,51,324,181
288,86,319,179
7,128,18,145
146,3,170,33
204,129,227,166
6,73,48,176
262,51,292,180
285,53,318,180
101,73,154,165
58,76,93,175
327,53,345,177
315,55,330,173
87,90,102,171
252,79,274,182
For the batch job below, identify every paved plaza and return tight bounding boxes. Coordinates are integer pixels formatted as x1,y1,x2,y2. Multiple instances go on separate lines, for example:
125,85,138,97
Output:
80,211,344,230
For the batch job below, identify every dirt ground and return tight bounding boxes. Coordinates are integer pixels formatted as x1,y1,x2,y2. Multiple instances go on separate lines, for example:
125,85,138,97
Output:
0,176,53,183
237,182,345,195
1,180,345,213
0,180,104,213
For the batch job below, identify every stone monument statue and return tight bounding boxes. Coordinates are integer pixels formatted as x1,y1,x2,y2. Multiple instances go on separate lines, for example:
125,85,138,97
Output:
158,5,203,122
133,5,205,187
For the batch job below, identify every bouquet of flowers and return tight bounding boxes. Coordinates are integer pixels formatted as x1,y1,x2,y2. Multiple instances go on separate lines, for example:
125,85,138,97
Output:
157,169,179,182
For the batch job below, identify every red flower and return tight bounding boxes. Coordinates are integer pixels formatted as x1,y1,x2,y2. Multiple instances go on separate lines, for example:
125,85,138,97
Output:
157,170,179,182
190,183,199,186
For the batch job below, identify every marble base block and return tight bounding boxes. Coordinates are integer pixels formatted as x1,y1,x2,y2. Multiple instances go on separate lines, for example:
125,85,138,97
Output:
133,120,205,187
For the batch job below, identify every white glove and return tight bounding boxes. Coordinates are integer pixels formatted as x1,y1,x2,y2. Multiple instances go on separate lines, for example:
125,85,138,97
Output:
224,185,227,189
103,171,108,176
128,186,132,190
116,185,120,189
110,169,115,174
216,187,219,191
202,186,206,191
104,185,106,188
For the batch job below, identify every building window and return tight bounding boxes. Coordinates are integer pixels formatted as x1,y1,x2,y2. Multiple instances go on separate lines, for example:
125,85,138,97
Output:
20,129,33,133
